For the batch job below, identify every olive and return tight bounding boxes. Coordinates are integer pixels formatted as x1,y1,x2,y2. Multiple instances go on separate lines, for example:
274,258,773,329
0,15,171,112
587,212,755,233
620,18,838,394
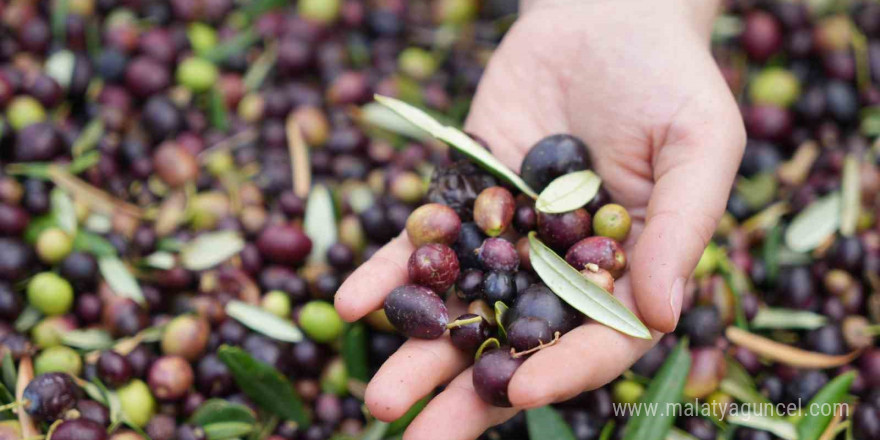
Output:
51,419,108,440
449,314,490,352
473,187,515,237
510,284,580,335
27,272,74,316
147,356,193,401
7,96,47,131
579,264,615,293
805,324,847,355
244,334,289,371
853,404,880,440
146,414,177,440
35,227,73,264
592,204,632,243
102,297,149,337
0,238,33,281
153,142,199,188
34,346,82,376
537,209,592,253
472,347,524,407
161,315,210,361
0,203,29,236
77,399,110,426
482,271,516,305
22,372,79,421
256,224,313,265
176,57,219,92
177,425,207,440
773,266,815,309
678,306,722,347
196,353,234,397
565,237,627,279
262,290,292,318
59,252,98,291
0,282,22,321
513,203,537,233
405,203,462,247
408,243,460,294
455,269,484,302
142,96,183,141
507,316,553,352
826,235,864,274
383,285,448,339
299,301,345,343
742,11,782,62
749,67,800,107
125,56,170,98
520,134,592,192
321,357,349,395
117,379,156,428
31,315,77,348
454,222,487,270
684,347,726,399
632,343,668,377
477,238,519,272
326,243,355,270
426,160,497,220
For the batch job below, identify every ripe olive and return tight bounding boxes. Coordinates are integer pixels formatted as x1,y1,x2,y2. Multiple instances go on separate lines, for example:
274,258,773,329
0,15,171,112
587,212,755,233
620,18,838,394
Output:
148,356,194,401
537,209,592,253
565,236,627,279
520,134,592,192
408,243,460,293
473,187,515,237
384,285,448,339
405,203,462,247
161,315,210,361
472,348,524,407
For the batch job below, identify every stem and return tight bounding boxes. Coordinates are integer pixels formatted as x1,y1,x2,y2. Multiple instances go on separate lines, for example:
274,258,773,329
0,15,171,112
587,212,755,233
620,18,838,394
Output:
0,400,23,412
510,332,561,359
447,316,483,329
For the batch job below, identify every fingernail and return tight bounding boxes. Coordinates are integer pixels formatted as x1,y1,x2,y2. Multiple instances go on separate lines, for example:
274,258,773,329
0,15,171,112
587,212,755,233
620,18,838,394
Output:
669,277,685,327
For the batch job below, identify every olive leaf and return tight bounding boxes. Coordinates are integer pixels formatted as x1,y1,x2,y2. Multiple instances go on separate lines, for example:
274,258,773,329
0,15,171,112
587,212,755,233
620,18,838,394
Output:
61,329,114,351
14,307,42,333
762,224,782,283
535,171,602,214
598,420,616,440
360,421,390,440
727,413,797,440
51,188,77,235
797,371,855,440
622,338,690,440
494,301,509,340
202,30,259,63
142,251,177,270
342,323,369,383
73,230,117,257
751,308,827,330
387,394,432,435
304,184,336,265
720,357,772,407
2,352,16,393
666,428,700,440
225,300,303,343
24,215,58,243
72,118,104,157
180,230,245,271
98,256,145,305
357,102,432,141
203,421,255,440
526,406,576,440
208,85,230,132
374,95,538,198
725,327,860,369
784,191,840,253
839,154,860,237
217,345,310,427
243,43,277,91
51,0,69,42
528,233,651,340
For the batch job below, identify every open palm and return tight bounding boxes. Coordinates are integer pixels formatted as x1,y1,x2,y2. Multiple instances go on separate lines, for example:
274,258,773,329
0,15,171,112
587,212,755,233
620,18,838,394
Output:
335,1,746,439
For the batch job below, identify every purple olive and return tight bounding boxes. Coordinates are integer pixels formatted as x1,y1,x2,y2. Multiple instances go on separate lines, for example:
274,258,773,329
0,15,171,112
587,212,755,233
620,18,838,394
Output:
384,285,448,339
257,224,313,265
477,238,519,272
565,236,627,279
407,244,460,294
537,209,591,253
449,314,491,352
51,419,108,440
472,348,525,407
520,134,592,192
580,264,615,293
148,356,194,401
510,284,580,335
507,317,553,352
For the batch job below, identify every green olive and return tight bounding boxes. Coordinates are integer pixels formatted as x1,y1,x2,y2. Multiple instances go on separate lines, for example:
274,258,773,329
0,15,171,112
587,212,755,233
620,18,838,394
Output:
320,357,348,395
35,227,73,264
7,96,47,130
298,0,340,23
27,272,74,316
592,204,632,242
299,301,344,343
176,57,219,93
261,290,292,318
693,243,720,278
187,23,217,54
117,379,156,428
749,67,800,108
398,48,438,81
612,379,644,405
31,316,75,348
34,346,82,376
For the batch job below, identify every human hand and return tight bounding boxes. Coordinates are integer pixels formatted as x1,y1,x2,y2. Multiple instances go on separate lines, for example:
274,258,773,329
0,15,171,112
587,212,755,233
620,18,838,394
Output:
335,0,746,438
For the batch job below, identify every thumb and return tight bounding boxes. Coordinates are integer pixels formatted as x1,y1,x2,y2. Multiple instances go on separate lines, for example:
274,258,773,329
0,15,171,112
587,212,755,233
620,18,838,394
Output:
630,91,746,333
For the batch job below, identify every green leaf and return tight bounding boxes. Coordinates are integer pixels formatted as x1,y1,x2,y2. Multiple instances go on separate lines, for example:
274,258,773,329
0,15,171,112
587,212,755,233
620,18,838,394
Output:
203,30,259,63
528,233,651,339
797,371,855,440
243,44,277,92
622,339,691,440
784,192,840,253
375,95,538,198
357,102,432,141
240,0,288,22
387,394,431,435
72,119,104,157
665,427,699,440
535,171,602,214
762,224,782,283
51,0,69,42
190,399,257,427
839,154,860,236
751,308,827,330
2,352,16,393
494,301,509,340
14,307,42,333
24,215,58,244
342,323,369,383
73,230,117,257
0,381,14,406
359,421,390,440
142,251,176,270
526,406,576,440
69,150,102,174
51,188,77,235
98,256,144,304
727,413,797,440
61,329,114,351
720,357,771,408
217,346,310,427
203,421,254,440
598,420,616,440
4,162,51,179
304,184,337,265
180,230,245,271
208,85,230,132
225,300,303,343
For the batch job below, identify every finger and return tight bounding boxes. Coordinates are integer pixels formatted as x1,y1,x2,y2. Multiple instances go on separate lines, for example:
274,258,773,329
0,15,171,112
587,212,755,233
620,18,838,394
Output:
334,233,413,322
631,67,746,333
507,277,662,407
403,369,519,440
365,336,471,422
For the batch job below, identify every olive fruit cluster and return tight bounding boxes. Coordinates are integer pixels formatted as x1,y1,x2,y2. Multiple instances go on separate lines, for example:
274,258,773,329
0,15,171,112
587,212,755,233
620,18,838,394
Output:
382,134,632,406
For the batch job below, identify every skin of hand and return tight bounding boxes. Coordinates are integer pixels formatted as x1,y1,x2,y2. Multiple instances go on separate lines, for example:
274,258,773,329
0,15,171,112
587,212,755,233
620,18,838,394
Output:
334,0,746,438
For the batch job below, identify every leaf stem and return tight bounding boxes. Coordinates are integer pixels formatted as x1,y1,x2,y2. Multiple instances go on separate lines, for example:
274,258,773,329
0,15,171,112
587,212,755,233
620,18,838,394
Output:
510,332,561,359
446,316,483,329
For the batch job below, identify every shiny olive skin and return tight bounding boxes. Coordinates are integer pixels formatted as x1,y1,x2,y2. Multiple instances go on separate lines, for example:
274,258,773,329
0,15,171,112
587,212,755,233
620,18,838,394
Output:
509,284,580,335
449,313,491,352
565,236,627,279
407,243,460,294
537,209,592,253
520,134,592,192
477,238,519,272
51,419,108,440
507,316,553,352
22,372,79,421
472,348,525,407
384,285,449,339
